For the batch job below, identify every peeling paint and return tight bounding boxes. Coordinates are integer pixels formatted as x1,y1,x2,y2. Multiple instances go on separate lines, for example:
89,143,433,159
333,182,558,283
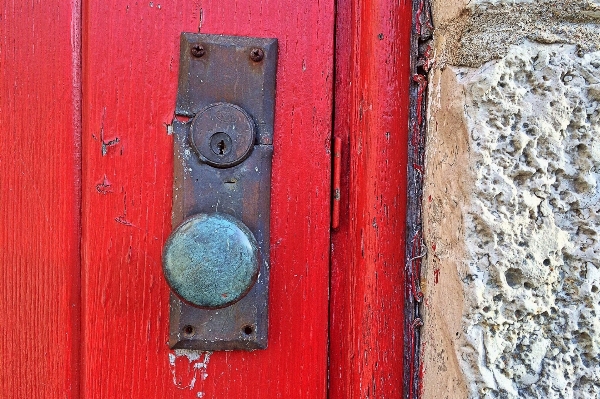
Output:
405,0,434,396
95,175,113,194
168,349,212,396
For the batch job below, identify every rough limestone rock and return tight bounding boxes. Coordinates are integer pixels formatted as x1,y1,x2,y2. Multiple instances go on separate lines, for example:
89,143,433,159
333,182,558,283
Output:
422,42,600,398
432,0,600,68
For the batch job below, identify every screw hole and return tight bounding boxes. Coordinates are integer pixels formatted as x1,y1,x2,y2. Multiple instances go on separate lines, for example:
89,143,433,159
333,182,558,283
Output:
183,325,195,337
242,325,254,335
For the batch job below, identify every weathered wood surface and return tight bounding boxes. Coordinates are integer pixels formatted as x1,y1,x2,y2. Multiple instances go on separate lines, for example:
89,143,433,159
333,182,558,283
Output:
81,1,334,397
1,1,413,396
329,0,412,397
0,1,82,397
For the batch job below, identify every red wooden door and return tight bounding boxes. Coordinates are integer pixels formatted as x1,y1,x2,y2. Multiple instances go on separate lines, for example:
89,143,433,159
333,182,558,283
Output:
81,1,333,397
1,0,410,398
1,1,82,397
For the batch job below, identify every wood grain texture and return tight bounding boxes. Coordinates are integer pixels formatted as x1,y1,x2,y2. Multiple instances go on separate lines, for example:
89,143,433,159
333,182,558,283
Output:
0,1,81,397
81,1,334,398
329,0,412,397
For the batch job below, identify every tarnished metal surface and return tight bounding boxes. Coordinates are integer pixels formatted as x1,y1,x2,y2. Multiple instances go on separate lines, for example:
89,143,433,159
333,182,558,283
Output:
190,102,255,168
166,33,277,351
176,33,277,145
162,213,260,308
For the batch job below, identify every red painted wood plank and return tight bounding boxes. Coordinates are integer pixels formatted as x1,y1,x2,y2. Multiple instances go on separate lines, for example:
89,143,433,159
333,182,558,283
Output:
329,0,412,397
81,1,334,397
0,1,82,397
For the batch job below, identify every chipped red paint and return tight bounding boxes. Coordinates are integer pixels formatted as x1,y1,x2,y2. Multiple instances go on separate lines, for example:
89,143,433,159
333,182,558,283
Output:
419,44,435,72
405,0,433,397
413,74,428,131
5,0,420,396
81,1,335,398
415,0,434,37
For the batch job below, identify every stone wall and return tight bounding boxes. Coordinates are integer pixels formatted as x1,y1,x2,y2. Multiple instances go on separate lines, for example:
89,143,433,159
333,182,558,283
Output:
421,1,600,398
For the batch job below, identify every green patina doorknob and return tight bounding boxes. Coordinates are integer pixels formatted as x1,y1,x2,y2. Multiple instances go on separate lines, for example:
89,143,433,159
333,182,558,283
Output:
162,213,260,309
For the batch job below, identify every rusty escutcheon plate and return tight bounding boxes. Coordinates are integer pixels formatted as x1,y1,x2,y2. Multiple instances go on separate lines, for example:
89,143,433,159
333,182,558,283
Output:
167,33,277,350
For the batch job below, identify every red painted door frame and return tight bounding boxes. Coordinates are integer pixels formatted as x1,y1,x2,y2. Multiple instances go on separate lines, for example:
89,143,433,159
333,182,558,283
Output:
1,0,412,397
80,1,333,397
330,0,412,397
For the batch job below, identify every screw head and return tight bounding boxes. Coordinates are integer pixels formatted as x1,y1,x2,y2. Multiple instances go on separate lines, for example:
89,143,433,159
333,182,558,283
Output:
250,48,264,62
191,44,205,58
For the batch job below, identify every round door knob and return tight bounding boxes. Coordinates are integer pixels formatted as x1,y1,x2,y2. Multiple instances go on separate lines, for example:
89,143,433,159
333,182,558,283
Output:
162,213,260,308
190,102,255,168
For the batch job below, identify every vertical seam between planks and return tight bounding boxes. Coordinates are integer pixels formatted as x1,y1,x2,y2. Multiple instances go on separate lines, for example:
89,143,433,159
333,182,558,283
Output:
71,0,83,397
327,0,341,397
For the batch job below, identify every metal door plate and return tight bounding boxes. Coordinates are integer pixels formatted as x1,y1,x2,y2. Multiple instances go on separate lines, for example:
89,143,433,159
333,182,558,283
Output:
168,33,277,351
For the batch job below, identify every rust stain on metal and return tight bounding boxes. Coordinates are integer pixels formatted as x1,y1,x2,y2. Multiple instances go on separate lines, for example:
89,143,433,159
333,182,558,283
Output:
249,48,264,62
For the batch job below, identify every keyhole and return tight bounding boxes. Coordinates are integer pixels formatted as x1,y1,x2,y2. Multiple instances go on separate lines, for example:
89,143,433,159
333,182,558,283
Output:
209,132,233,157
217,139,226,155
